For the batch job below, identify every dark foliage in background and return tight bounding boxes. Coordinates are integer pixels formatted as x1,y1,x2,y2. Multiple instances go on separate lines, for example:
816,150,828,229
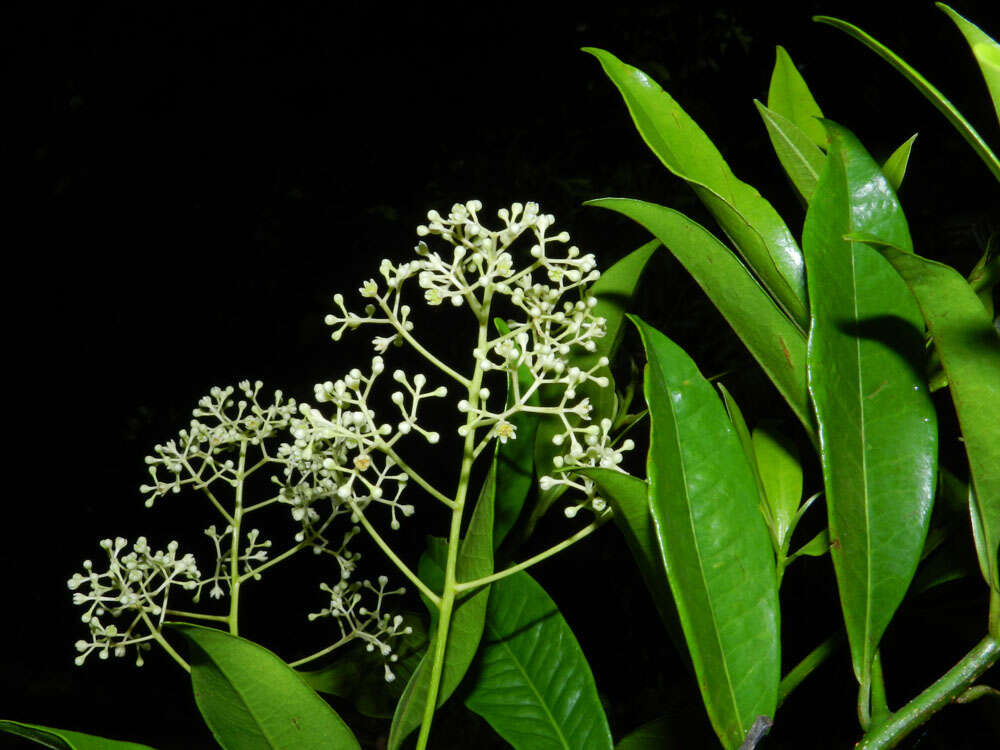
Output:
10,1,999,747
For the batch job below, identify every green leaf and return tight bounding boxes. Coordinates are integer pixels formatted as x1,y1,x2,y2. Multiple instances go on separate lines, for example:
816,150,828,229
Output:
814,14,1000,183
866,245,1000,591
755,99,826,203
632,315,780,749
968,234,998,319
881,134,918,192
531,239,659,528
464,572,613,750
614,717,673,750
788,530,831,562
588,198,814,442
938,3,1000,127
580,467,690,670
767,45,827,149
388,463,496,750
297,613,429,719
802,120,937,688
0,722,154,750
586,47,808,329
169,624,360,750
752,420,804,551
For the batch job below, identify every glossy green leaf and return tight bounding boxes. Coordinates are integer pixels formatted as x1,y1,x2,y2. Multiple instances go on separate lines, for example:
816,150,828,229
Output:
814,15,1000,183
867,245,1000,591
531,239,659,529
580,467,689,669
752,420,804,550
767,45,827,149
938,3,1000,126
755,100,826,203
788,530,831,562
802,121,937,688
0,722,154,750
297,613,428,719
464,572,613,750
586,47,808,328
388,462,496,750
717,384,774,543
881,134,918,192
633,315,780,749
169,624,360,750
588,198,814,441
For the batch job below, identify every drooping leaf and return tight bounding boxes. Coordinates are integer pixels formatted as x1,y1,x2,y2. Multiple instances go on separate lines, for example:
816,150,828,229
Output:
297,613,429,719
632,315,780,749
752,420,804,551
169,624,360,750
938,3,1000,127
767,45,827,149
864,245,1000,591
588,199,814,441
580,467,689,670
755,100,826,203
586,47,808,328
814,14,1000,183
802,120,937,688
0,722,154,750
530,239,659,529
464,572,613,750
881,133,918,192
388,462,496,750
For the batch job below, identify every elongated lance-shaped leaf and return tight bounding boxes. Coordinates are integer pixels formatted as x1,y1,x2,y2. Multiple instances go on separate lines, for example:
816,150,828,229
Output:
866,244,1000,591
755,99,826,203
632,315,780,749
0,721,155,750
938,3,1000,127
803,120,937,688
881,134,918,192
530,239,659,529
464,572,613,750
717,384,772,536
586,47,808,329
588,198,815,442
169,624,361,750
768,45,827,149
814,15,1000,183
752,420,804,552
579,467,690,670
388,462,496,750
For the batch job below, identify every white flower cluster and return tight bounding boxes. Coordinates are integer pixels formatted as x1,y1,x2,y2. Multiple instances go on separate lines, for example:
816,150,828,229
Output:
67,537,200,666
307,575,411,682
312,200,628,520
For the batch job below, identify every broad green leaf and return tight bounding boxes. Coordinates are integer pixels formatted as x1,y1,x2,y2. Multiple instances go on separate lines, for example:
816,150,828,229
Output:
169,624,360,750
388,462,496,750
586,47,808,329
938,3,1000,126
464,572,613,750
752,420,804,551
867,245,1000,591
881,134,918,192
493,319,541,549
767,45,827,149
297,613,428,719
802,120,937,687
0,722,154,750
580,467,690,670
530,239,659,529
814,15,1000,183
632,315,780,749
755,100,826,203
588,198,815,441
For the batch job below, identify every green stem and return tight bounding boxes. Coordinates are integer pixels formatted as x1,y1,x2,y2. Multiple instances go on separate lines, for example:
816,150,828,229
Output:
990,589,999,639
288,633,355,668
165,609,230,623
856,636,1000,749
777,631,843,707
871,650,890,726
238,539,308,584
140,611,190,672
227,440,248,636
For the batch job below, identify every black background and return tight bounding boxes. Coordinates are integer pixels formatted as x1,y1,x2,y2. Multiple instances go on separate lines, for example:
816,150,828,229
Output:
9,1,1000,748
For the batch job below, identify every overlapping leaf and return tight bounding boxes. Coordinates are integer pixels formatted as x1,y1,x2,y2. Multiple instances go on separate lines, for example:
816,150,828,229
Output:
633,315,779,749
169,624,360,750
464,572,613,750
938,3,1000,126
802,120,937,687
755,100,826,203
767,45,827,149
0,722,154,750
